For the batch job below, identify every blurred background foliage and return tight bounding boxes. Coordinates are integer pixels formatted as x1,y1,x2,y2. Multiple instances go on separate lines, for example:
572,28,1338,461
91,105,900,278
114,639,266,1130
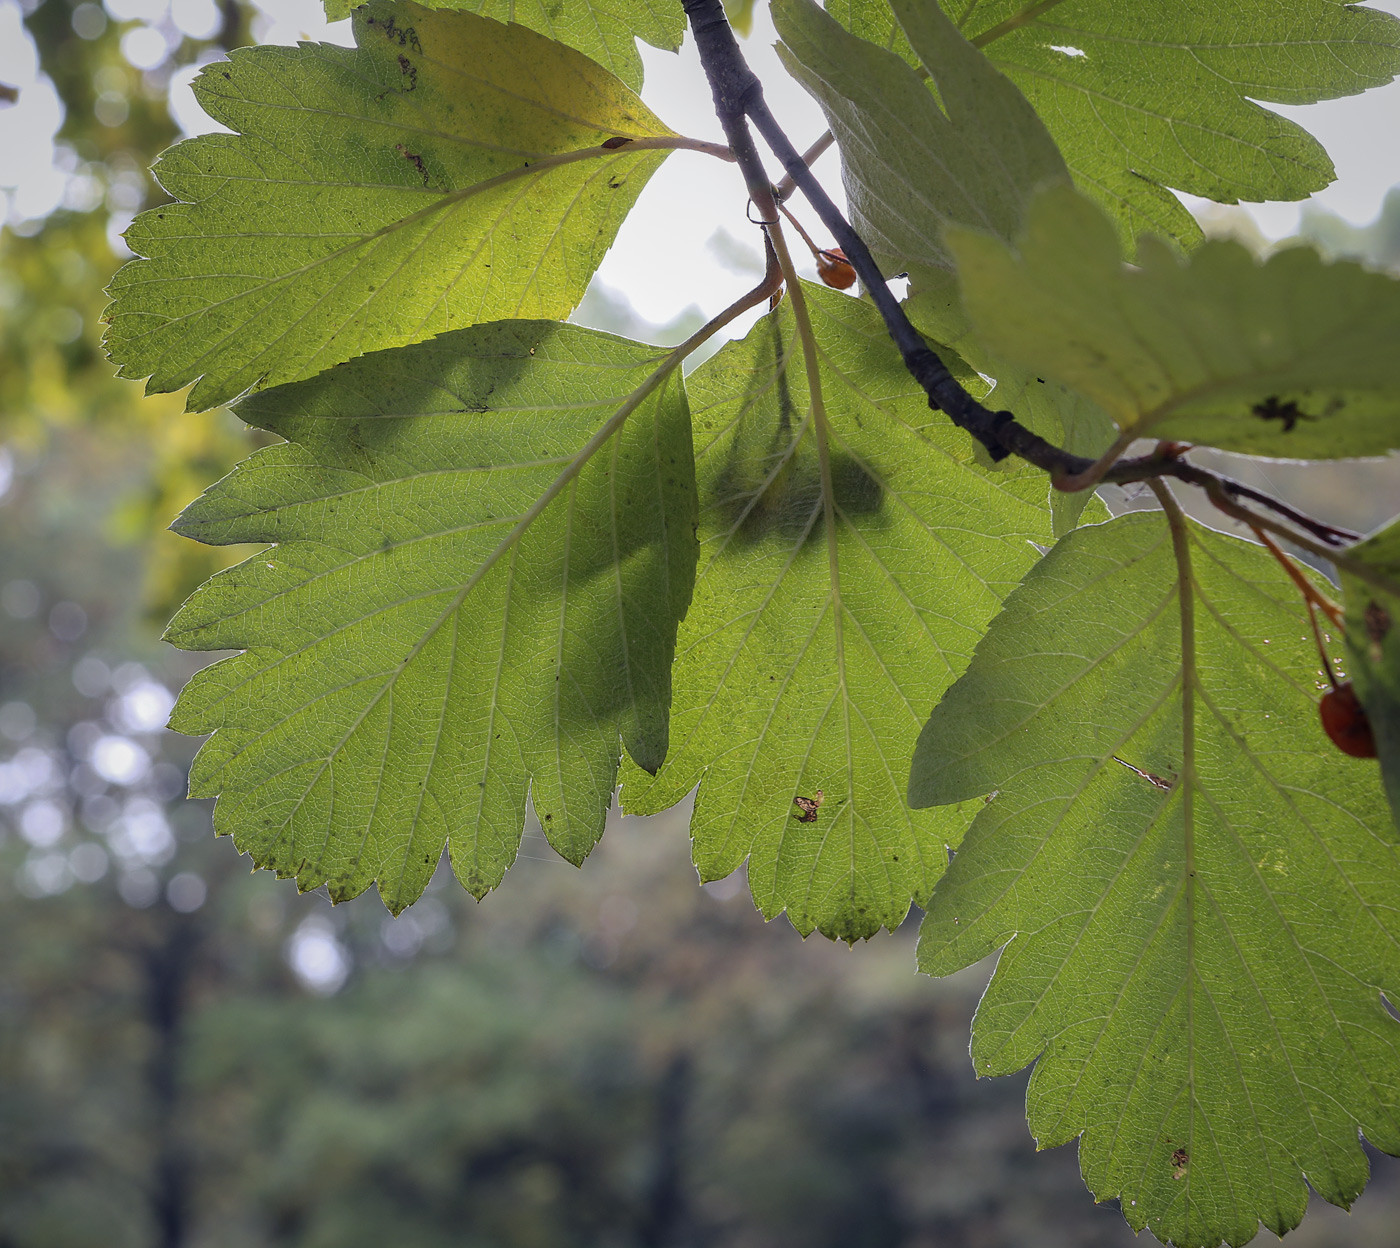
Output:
1,1,1398,1246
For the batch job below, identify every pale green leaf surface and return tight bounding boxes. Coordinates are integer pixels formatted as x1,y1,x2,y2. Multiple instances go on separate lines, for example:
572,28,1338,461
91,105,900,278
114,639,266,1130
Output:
949,186,1400,459
620,283,1053,942
164,321,696,912
773,0,1067,306
322,0,686,92
900,286,1116,537
1342,515,1400,831
105,2,674,411
823,0,917,65
953,0,1400,249
911,511,1400,1246
833,0,1400,250
982,363,1113,536
776,0,1103,528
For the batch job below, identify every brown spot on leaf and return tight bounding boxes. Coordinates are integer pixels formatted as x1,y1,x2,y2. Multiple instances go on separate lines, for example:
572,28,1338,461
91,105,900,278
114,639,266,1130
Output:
793,790,824,823
397,53,417,91
601,135,633,149
1365,599,1392,659
395,143,429,186
368,14,421,52
1171,1147,1188,1179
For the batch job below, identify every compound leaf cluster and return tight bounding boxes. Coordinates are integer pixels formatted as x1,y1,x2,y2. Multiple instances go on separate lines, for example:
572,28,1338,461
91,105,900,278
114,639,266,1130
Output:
98,1,1400,1243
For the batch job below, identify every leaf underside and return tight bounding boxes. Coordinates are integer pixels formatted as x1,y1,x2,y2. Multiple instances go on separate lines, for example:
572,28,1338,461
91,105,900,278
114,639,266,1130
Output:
948,186,1400,460
621,282,1054,942
774,0,1067,297
912,511,1400,1247
829,0,1400,251
777,0,1116,534
105,1,673,410
165,320,695,912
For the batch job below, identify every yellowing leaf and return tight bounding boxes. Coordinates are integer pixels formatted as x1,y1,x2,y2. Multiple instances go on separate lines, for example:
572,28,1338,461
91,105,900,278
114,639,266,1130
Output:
106,1,680,411
323,0,686,92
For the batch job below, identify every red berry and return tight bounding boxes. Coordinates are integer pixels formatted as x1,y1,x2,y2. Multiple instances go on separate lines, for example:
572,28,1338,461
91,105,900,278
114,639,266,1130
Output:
816,248,857,290
1319,683,1377,758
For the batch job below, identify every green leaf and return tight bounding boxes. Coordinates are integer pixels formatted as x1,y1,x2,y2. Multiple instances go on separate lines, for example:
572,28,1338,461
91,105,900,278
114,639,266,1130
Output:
776,0,1113,529
960,0,1400,249
834,0,1400,251
911,510,1400,1246
978,362,1113,537
620,282,1054,942
823,0,916,66
1342,516,1400,832
772,0,1067,298
164,320,696,912
948,185,1400,459
322,0,686,92
105,1,680,411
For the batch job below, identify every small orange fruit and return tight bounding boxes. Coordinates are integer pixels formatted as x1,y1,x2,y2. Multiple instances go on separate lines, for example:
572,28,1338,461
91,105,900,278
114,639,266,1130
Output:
816,248,857,290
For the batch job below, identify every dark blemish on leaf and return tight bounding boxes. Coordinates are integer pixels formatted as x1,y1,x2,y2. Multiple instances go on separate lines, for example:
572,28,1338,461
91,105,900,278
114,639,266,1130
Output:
397,53,418,91
544,813,552,821
1251,395,1314,433
1111,756,1174,791
221,71,230,79
395,143,429,186
608,176,625,189
1171,1148,1188,1179
369,14,422,52
793,790,824,823
602,136,633,149
1365,599,1391,660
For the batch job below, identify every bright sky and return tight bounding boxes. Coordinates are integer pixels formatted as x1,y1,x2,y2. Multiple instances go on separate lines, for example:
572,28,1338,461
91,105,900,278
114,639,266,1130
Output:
2,0,1400,334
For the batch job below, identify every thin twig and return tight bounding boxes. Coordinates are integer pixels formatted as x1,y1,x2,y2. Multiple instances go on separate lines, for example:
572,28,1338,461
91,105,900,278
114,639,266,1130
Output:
1246,523,1346,629
1201,484,1400,598
776,200,822,259
679,0,1376,576
774,131,835,202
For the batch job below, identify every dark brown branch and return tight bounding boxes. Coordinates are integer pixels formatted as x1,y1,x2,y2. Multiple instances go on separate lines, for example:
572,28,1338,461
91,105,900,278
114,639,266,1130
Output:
680,0,1370,561
1099,454,1361,547
682,0,1068,465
